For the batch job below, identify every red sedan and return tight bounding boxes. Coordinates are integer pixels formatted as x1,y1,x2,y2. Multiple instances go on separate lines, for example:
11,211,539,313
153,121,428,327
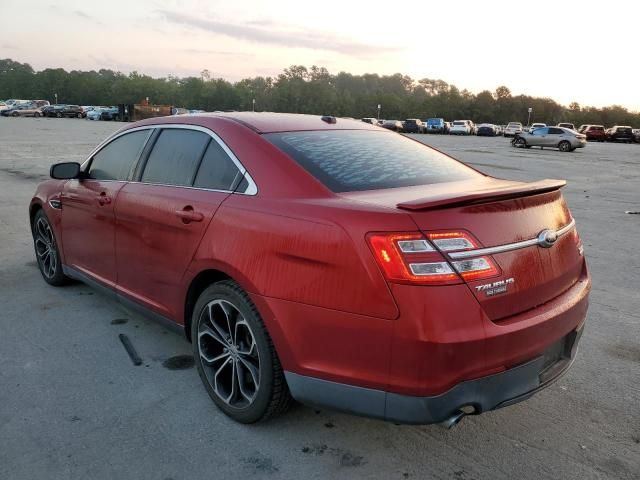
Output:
30,113,590,426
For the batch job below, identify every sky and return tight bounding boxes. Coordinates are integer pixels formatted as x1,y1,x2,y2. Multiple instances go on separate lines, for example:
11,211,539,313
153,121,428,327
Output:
1,0,639,111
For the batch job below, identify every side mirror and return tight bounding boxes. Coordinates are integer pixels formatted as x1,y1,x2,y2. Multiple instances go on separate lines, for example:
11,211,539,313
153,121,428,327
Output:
50,162,81,180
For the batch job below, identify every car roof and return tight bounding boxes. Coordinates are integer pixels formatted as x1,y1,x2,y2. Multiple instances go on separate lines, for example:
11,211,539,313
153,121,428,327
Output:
172,112,380,134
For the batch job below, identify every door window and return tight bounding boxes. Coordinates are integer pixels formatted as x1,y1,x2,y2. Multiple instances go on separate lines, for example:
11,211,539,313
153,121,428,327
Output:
548,128,564,135
193,140,241,191
88,130,150,181
532,128,548,136
141,129,210,186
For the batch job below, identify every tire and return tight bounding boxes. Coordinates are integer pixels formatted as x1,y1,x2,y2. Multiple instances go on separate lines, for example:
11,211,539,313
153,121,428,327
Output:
34,112,41,118
56,112,62,118
77,113,82,118
514,137,526,148
558,140,571,152
192,280,292,423
32,210,69,286
12,111,19,117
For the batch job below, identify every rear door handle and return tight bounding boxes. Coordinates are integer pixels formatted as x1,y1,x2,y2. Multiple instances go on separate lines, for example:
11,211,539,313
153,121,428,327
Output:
175,206,204,224
97,192,112,206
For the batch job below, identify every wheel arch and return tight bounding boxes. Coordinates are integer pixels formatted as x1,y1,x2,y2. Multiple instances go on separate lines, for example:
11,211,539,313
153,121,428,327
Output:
183,269,232,342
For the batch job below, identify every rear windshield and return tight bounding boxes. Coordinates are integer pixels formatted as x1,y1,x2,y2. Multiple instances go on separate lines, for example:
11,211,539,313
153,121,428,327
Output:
453,121,465,126
427,118,442,125
264,130,479,192
507,123,522,127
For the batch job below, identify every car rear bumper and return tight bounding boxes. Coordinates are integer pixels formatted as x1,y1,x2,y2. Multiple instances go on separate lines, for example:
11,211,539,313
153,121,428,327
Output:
285,323,583,424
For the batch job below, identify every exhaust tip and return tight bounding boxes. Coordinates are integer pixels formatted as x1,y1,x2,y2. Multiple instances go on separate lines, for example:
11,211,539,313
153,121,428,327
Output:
439,410,466,430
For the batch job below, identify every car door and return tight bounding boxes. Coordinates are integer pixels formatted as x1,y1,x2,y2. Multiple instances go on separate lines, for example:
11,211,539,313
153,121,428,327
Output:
60,129,152,287
527,127,547,146
547,127,565,147
114,126,244,321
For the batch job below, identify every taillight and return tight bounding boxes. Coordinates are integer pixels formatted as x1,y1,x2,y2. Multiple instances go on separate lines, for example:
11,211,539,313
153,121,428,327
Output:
367,231,501,285
367,233,460,285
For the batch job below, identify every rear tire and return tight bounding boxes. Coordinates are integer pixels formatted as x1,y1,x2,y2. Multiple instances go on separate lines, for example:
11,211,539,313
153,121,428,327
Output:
192,280,292,423
32,210,69,286
558,140,571,152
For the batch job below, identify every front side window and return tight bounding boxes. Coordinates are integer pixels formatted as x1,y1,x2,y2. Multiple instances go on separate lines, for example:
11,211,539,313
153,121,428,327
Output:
141,129,210,186
548,128,564,135
265,130,480,193
88,130,150,181
532,128,548,136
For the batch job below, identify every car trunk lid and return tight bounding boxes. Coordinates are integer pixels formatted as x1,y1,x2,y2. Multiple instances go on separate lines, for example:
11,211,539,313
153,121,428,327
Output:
343,177,585,321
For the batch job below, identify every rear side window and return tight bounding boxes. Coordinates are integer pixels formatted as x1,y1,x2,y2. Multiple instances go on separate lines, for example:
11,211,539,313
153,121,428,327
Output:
548,128,564,135
88,130,150,181
141,129,210,186
265,130,480,193
193,140,241,190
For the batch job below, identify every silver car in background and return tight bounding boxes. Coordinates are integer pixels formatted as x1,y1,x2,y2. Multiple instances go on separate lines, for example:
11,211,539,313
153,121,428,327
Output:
512,126,587,152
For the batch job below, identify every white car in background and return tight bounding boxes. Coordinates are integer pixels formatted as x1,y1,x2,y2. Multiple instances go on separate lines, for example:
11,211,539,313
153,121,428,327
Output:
529,122,547,133
0,101,9,112
450,120,474,135
504,121,523,137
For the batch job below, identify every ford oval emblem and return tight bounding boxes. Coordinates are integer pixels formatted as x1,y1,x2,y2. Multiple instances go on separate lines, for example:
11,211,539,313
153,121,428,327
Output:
537,229,558,248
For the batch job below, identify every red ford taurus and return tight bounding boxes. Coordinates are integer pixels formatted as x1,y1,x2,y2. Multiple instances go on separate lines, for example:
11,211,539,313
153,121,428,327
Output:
30,113,590,426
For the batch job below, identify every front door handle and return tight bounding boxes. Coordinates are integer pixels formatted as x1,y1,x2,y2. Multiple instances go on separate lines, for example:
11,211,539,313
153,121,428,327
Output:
97,192,112,206
175,206,204,224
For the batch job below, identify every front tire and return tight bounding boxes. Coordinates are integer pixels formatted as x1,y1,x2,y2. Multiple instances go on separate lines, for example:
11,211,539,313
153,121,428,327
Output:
513,137,526,148
32,210,69,286
192,281,292,423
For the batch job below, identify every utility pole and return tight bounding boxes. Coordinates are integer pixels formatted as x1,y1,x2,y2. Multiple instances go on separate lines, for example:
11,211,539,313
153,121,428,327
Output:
377,104,381,120
252,98,256,112
527,107,533,126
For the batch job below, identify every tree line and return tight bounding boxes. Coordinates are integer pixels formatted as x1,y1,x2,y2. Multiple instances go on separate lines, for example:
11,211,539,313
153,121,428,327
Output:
1,58,638,127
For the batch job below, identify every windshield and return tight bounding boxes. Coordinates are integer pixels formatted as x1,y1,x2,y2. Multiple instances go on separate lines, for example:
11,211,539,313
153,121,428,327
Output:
265,130,480,193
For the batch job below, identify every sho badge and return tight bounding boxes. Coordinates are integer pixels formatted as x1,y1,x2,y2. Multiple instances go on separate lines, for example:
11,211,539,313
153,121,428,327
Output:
475,277,515,297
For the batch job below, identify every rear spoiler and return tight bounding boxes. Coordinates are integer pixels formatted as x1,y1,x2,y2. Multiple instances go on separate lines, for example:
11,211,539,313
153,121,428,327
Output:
396,179,567,211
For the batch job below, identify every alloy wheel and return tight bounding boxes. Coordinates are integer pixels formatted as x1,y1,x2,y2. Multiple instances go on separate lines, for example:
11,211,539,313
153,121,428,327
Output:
197,299,260,408
34,217,57,279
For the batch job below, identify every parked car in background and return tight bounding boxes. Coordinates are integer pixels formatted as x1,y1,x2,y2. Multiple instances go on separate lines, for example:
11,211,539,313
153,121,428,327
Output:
443,121,451,134
86,108,105,121
382,120,403,132
529,123,547,133
504,122,523,137
6,104,45,117
633,129,640,143
58,105,85,118
476,124,498,136
513,127,587,152
557,123,576,131
31,112,590,426
577,125,590,133
583,125,606,141
361,117,378,125
403,119,424,133
425,118,446,134
450,120,473,135
606,126,634,143
0,101,10,112
494,125,503,136
42,105,66,117
100,106,120,121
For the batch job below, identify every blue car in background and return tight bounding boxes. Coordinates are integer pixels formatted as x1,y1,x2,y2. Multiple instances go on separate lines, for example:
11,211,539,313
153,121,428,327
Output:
425,117,446,134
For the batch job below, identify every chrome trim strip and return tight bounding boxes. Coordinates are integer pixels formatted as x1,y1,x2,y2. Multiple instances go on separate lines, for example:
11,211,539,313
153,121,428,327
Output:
448,219,576,259
81,123,258,196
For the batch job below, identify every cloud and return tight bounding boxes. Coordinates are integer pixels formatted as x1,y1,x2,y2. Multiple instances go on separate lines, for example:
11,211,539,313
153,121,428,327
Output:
74,10,92,19
157,10,401,57
178,48,254,58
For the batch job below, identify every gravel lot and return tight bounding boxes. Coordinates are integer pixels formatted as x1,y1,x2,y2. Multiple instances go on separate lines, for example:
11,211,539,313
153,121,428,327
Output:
1,117,639,480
